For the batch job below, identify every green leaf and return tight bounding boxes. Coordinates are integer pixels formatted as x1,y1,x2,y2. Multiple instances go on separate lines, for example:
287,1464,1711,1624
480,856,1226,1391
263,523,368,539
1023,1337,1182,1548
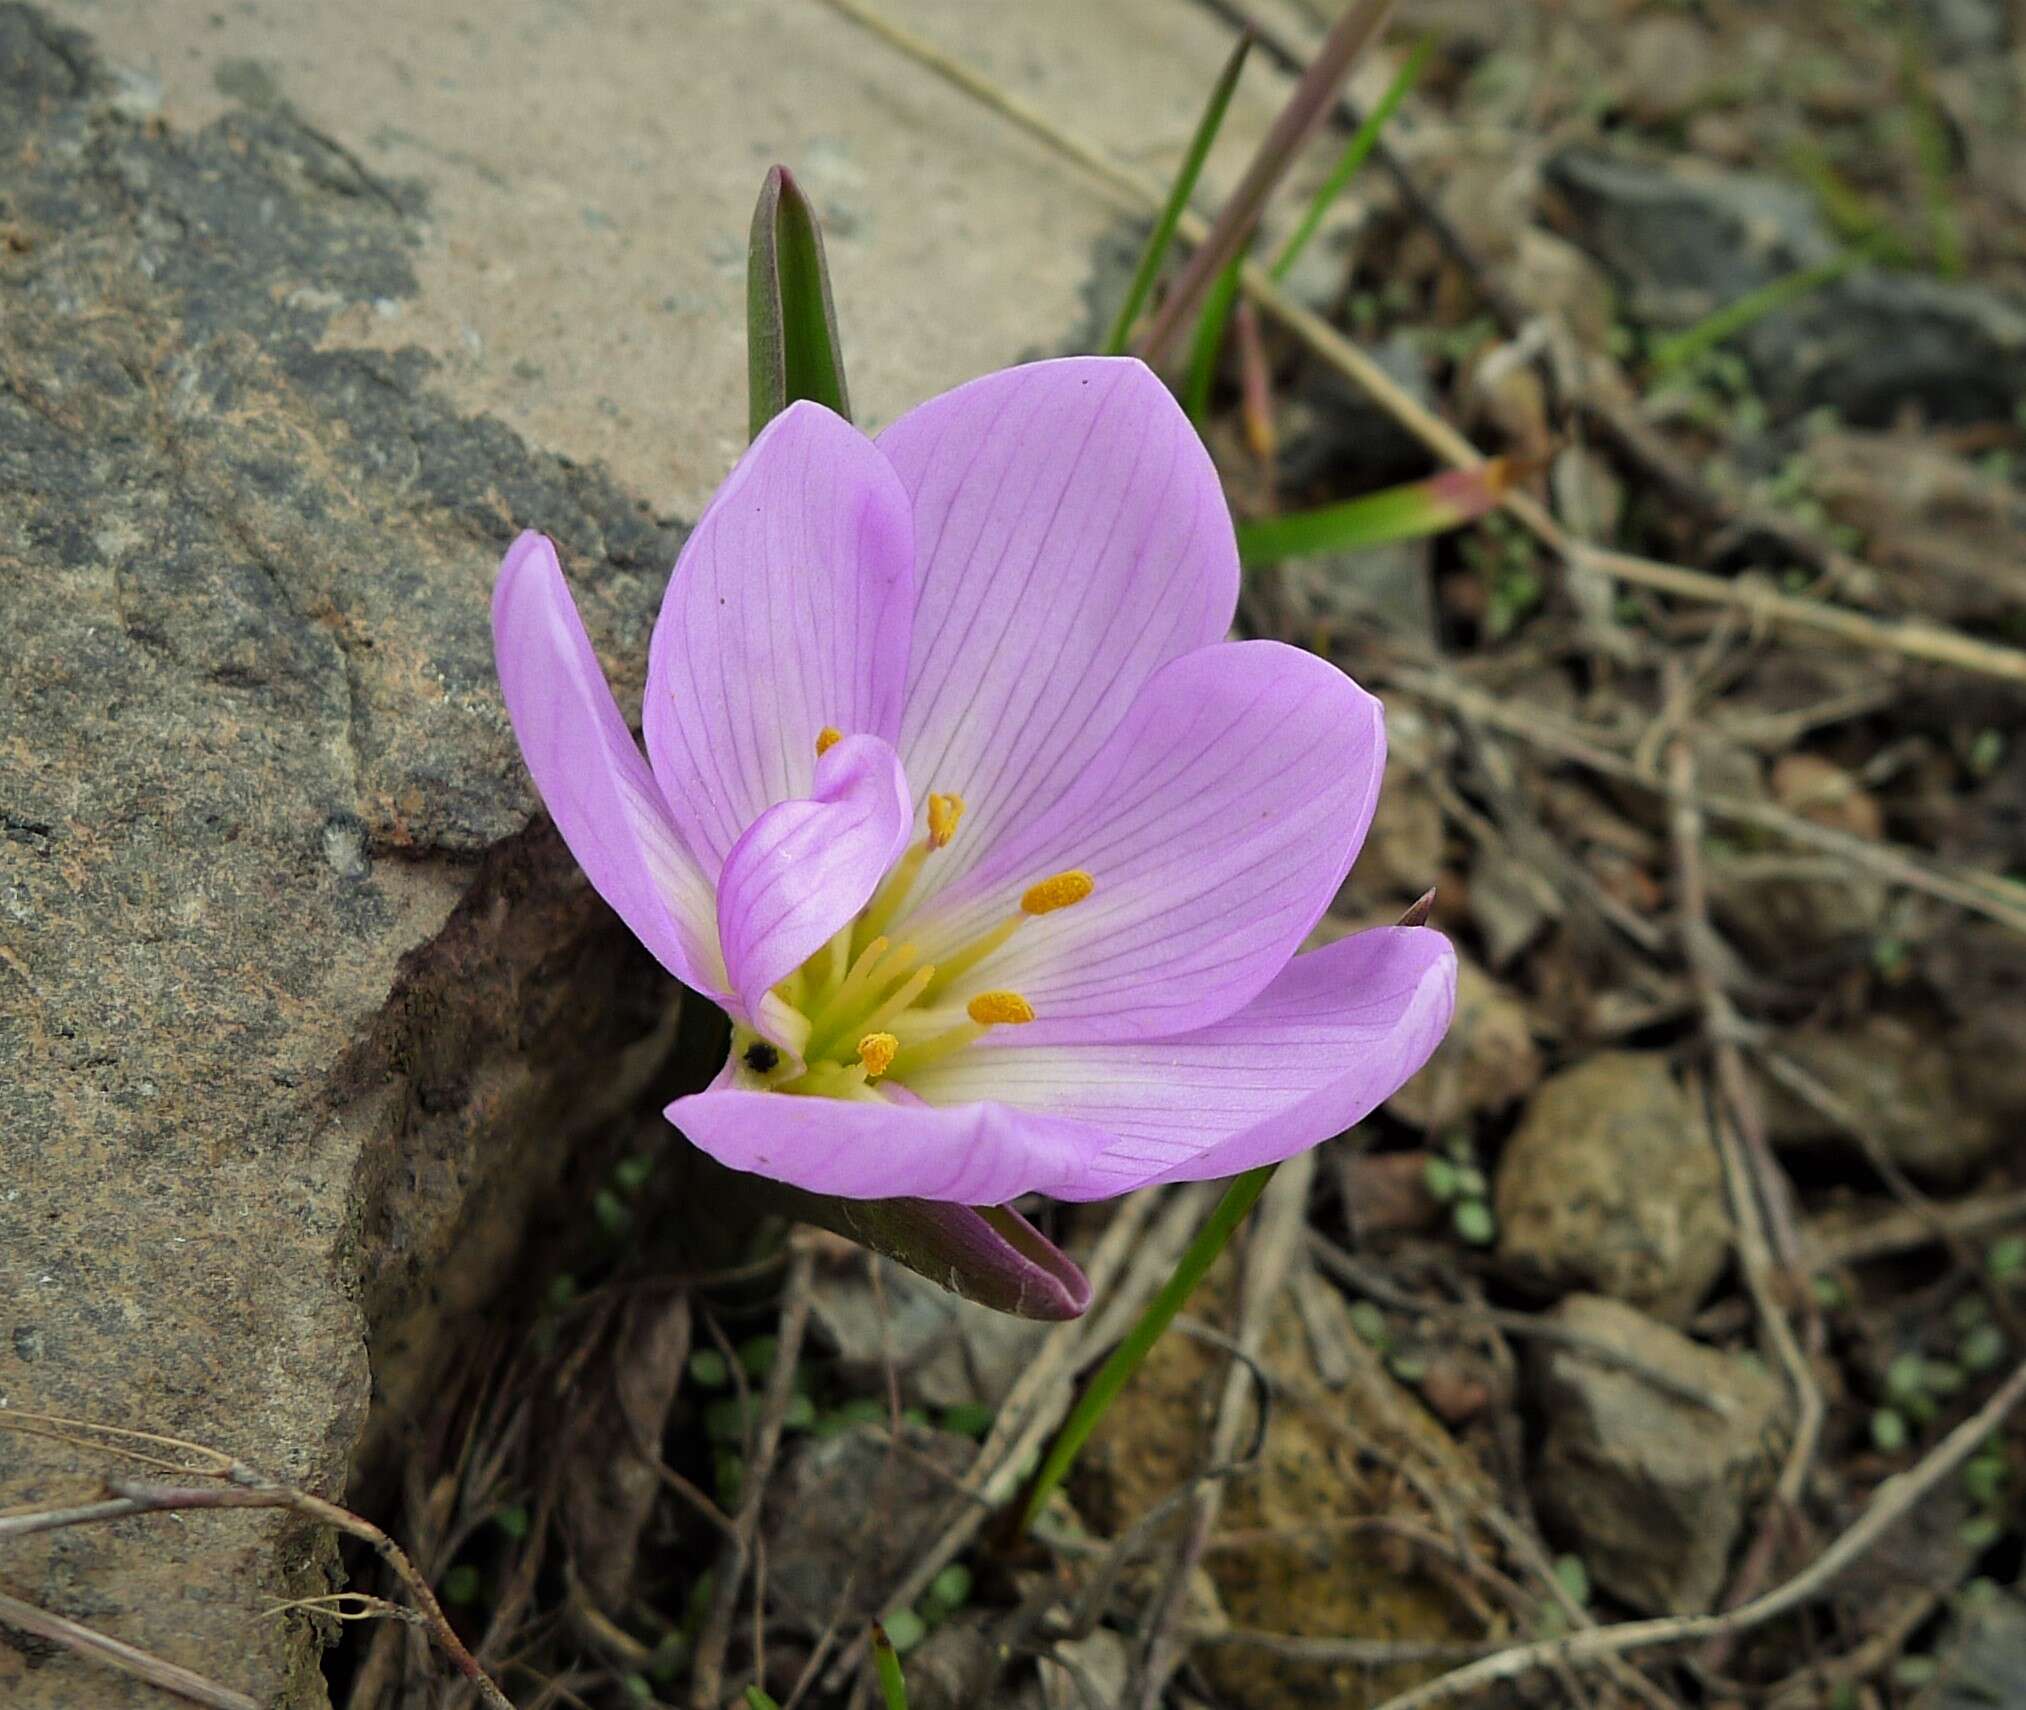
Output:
1453,1199,1495,1246
688,1349,730,1389
1269,35,1435,284
745,1690,784,1710
925,1563,973,1616
1422,1155,1461,1202
747,165,850,440
1182,245,1247,425
1552,1553,1591,1608
1871,1406,1909,1454
1961,1324,2007,1374
1649,244,1875,378
874,1617,919,1707
1235,462,1519,567
1019,1166,1276,1531
1102,32,1253,356
441,1563,482,1606
1987,1234,2026,1281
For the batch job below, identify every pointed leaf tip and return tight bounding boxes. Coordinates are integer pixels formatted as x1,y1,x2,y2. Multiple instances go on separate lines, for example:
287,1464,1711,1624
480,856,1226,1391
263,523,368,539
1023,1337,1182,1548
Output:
747,164,851,441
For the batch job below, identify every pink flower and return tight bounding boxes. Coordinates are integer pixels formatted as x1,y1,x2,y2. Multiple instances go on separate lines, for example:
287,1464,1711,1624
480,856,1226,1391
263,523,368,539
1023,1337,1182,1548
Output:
494,357,1454,1208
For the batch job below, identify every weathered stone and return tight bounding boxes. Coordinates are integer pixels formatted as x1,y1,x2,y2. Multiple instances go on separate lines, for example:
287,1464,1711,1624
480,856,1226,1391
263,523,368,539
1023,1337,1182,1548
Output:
1914,1589,2026,1710
1533,1296,1787,1615
1495,1053,1730,1323
0,10,691,1704
1761,1014,2000,1180
1386,955,1542,1127
762,1424,974,1632
45,0,1305,519
1546,147,2026,426
806,1255,1051,1412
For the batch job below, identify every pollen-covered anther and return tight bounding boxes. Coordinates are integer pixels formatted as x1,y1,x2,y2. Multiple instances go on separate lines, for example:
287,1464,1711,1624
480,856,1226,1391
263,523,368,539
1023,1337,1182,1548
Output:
815,725,844,757
967,990,1035,1026
856,1031,899,1077
927,792,965,849
1021,870,1094,915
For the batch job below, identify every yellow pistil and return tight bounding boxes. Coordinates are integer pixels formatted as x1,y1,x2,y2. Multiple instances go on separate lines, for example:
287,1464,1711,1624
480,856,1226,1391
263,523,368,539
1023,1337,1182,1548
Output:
816,725,843,756
856,1032,899,1078
1020,869,1095,915
966,990,1035,1026
927,792,965,848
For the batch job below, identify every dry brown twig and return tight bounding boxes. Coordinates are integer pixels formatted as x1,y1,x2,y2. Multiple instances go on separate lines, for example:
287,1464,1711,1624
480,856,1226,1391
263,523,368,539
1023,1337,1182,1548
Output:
1667,707,1828,1651
1132,1152,1315,1707
0,1410,516,1709
0,1587,260,1710
689,1243,818,1709
1367,1354,2026,1710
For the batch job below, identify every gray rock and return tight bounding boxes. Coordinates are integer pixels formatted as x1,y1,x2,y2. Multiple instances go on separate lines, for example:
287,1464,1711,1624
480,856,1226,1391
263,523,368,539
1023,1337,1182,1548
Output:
1546,147,2026,427
1914,1589,2026,1710
762,1425,974,1631
1495,1053,1730,1324
1533,1296,1788,1615
0,10,683,1704
1762,1015,2000,1180
807,1255,1051,1412
1546,148,1833,326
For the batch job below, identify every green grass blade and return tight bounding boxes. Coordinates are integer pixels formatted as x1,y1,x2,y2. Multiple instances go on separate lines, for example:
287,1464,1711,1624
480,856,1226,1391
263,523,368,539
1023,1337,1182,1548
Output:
1649,246,1873,378
1236,462,1517,566
747,165,851,440
1182,245,1247,424
1019,1165,1276,1532
1270,34,1433,284
871,1624,910,1710
1102,33,1253,356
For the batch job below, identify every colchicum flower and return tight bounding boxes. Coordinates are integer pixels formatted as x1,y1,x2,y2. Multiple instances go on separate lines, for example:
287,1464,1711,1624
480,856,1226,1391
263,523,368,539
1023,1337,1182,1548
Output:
494,358,1454,1223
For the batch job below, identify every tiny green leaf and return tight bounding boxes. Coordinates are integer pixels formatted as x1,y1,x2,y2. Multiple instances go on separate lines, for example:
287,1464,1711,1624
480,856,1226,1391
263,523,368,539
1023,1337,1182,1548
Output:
1236,462,1520,567
1871,1407,1909,1454
1453,1199,1496,1246
1422,1155,1461,1202
747,165,850,441
746,1689,784,1710
441,1564,482,1606
1102,32,1253,356
1961,1324,2007,1374
875,1617,921,1708
1552,1553,1591,1608
688,1349,730,1389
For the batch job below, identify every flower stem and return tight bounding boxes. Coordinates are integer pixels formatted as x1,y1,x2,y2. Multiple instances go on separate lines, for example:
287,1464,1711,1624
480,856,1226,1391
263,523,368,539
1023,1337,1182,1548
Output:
1016,1164,1276,1532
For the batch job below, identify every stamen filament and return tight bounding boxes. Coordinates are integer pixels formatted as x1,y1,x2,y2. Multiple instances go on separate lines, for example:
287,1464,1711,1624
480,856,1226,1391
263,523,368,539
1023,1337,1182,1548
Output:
920,916,1023,999
855,841,931,949
886,1019,987,1074
856,963,939,1038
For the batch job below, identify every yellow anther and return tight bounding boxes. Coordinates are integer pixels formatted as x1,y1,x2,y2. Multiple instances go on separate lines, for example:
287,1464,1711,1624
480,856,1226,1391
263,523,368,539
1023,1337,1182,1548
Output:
816,726,844,757
1021,870,1095,915
856,1032,899,1077
927,792,965,849
967,990,1035,1026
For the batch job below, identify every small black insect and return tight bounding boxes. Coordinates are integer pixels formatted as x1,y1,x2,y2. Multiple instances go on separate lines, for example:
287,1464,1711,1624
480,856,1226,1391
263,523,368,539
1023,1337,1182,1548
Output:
742,1040,781,1075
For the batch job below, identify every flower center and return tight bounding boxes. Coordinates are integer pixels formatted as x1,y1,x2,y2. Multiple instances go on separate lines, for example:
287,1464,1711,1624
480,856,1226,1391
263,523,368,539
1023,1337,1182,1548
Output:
729,731,1094,1100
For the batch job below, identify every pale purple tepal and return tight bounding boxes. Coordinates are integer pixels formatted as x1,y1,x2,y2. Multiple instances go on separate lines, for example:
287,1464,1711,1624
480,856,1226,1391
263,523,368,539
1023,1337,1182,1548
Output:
493,357,1455,1206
